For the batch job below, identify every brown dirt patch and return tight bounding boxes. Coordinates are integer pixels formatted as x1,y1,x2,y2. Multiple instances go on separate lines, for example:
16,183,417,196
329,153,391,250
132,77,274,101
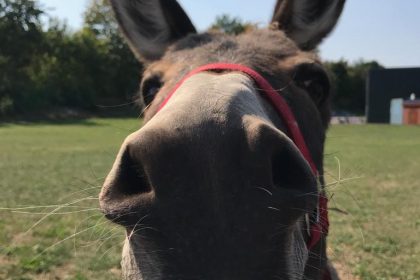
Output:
333,262,361,280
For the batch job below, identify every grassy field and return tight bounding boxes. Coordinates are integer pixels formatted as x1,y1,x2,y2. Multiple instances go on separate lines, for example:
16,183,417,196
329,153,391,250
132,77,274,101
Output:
325,125,420,280
0,119,419,279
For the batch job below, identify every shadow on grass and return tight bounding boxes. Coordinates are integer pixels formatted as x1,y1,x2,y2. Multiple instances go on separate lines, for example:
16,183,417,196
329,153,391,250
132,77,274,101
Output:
0,110,140,127
0,119,105,127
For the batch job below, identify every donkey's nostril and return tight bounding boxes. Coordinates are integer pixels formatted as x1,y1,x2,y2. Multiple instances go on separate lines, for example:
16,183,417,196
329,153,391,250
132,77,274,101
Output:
244,117,317,211
116,147,152,196
271,144,316,193
269,142,318,215
246,120,320,216
99,142,154,226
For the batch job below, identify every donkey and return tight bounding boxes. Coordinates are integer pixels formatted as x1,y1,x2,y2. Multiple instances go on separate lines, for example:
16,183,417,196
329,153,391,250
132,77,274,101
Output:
99,0,345,279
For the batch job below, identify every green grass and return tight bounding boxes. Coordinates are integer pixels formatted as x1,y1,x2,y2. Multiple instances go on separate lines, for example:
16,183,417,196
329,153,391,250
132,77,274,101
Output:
0,120,419,279
324,125,420,279
0,119,141,279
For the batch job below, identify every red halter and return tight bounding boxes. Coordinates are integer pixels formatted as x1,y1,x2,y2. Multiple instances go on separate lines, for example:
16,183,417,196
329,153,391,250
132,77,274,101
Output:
158,63,329,251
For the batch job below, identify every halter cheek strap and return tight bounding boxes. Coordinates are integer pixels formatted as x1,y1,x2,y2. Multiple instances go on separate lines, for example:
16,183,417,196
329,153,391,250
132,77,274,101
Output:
158,62,329,256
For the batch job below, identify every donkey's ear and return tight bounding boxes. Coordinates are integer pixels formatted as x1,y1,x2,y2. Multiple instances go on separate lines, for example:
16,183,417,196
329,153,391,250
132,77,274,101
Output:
110,0,196,61
272,0,345,50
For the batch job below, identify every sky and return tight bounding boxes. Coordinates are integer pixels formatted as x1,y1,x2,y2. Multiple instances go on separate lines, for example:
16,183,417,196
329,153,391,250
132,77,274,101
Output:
39,0,420,68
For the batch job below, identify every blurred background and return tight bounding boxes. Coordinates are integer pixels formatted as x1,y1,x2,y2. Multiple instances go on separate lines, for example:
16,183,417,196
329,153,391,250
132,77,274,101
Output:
0,1,419,279
1,0,419,120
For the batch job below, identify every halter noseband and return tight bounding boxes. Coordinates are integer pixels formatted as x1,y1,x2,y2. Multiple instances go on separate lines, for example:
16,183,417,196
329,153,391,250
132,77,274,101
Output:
158,62,329,259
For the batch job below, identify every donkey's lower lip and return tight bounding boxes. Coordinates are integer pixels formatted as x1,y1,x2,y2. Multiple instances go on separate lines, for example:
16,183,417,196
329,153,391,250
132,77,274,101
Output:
101,207,149,228
99,188,155,227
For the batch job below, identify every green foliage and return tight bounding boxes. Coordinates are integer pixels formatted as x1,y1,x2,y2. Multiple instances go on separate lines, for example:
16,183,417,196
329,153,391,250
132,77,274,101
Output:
83,0,140,106
0,1,384,118
0,0,44,115
83,0,117,39
209,14,256,35
0,95,13,115
325,60,384,114
0,0,139,117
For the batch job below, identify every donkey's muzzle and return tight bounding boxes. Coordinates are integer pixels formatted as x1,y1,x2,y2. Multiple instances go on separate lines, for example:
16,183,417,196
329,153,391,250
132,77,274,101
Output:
99,118,317,227
100,71,318,228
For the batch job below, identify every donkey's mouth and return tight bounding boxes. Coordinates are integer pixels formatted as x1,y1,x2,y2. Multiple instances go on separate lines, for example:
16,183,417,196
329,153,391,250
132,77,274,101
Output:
120,231,308,280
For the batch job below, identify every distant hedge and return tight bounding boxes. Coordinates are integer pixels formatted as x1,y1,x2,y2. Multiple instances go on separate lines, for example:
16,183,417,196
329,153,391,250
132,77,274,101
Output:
0,1,383,118
0,0,140,117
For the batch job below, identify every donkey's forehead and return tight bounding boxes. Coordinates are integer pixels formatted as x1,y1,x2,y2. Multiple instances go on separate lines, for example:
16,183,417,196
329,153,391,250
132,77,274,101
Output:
164,29,302,66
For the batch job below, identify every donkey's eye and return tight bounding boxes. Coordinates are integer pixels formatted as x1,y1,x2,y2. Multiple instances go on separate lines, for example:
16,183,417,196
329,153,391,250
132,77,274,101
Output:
141,76,163,106
294,63,330,106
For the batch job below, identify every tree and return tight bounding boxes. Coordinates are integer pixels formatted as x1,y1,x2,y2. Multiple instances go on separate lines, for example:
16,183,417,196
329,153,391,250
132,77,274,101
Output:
326,60,384,114
83,0,117,39
83,0,140,104
209,14,257,35
28,24,105,109
0,0,44,114
0,0,141,117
